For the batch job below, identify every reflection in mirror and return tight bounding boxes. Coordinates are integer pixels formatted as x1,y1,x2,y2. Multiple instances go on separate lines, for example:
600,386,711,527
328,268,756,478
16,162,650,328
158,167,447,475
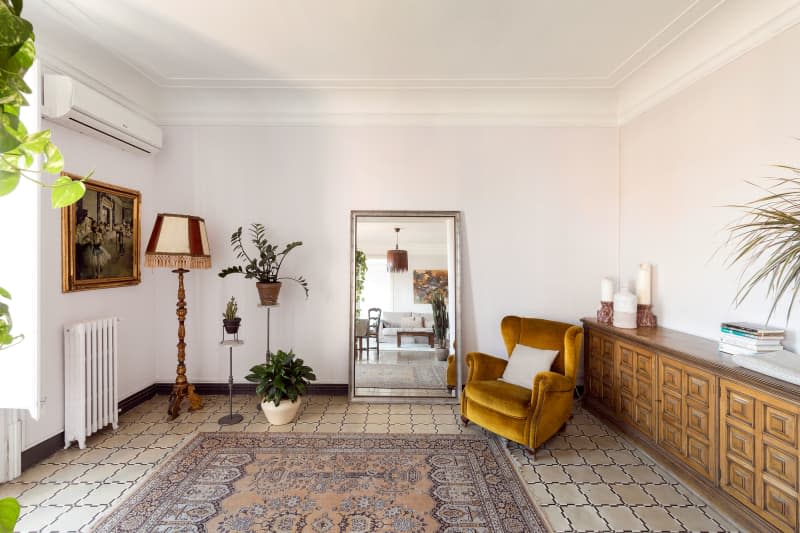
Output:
351,211,460,400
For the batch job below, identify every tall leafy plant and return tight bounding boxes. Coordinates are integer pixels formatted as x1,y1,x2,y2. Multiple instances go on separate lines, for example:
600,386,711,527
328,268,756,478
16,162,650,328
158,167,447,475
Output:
354,249,367,317
1,0,88,351
218,223,309,297
245,349,316,406
725,171,800,321
430,289,449,349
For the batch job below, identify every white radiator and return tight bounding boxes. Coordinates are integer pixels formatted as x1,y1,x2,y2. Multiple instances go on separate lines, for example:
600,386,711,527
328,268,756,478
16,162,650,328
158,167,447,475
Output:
64,317,119,449
0,409,22,482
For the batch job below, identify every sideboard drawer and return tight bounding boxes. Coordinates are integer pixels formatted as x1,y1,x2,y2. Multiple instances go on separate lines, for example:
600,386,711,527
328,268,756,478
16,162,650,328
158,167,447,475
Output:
763,404,798,448
726,423,755,465
764,444,798,490
726,388,756,427
661,361,682,393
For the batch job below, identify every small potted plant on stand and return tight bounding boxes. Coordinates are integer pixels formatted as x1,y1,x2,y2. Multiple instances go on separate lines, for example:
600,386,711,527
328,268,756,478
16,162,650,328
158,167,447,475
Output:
431,290,450,361
245,349,316,425
218,223,309,305
222,296,241,335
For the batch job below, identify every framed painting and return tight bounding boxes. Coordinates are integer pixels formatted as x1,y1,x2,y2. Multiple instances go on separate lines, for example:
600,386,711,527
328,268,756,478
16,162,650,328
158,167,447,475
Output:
61,174,141,292
413,269,448,304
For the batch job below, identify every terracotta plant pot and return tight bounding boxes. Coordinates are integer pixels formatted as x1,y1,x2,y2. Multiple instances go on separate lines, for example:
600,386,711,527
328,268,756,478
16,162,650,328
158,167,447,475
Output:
256,281,282,305
261,397,302,425
223,318,241,334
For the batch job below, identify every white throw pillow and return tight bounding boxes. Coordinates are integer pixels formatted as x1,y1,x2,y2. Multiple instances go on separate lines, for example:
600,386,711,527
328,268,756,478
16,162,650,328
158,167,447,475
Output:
499,345,559,390
399,316,421,328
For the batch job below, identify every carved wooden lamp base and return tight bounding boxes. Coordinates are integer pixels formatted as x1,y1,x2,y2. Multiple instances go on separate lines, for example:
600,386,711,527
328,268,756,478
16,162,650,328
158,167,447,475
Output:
597,301,614,325
168,383,203,419
637,304,657,327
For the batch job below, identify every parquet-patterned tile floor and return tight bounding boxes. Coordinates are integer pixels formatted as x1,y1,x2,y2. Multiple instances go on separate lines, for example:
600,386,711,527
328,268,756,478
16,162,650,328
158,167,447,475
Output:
1,395,739,532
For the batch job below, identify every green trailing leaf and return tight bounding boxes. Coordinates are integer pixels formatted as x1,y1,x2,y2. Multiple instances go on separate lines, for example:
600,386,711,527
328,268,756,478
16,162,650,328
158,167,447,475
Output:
0,497,20,533
42,141,63,174
0,3,32,48
50,175,85,208
0,170,19,196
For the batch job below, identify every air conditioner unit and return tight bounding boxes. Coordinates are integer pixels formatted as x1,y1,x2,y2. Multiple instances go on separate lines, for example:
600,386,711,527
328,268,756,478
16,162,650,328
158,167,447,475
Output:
41,74,162,155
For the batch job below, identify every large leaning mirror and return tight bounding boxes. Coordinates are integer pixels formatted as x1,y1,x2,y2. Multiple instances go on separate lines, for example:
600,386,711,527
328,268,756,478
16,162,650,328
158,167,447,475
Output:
350,211,461,401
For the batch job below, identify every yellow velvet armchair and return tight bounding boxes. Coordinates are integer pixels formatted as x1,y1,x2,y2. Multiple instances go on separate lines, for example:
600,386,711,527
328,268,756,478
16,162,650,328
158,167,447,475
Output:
460,316,583,453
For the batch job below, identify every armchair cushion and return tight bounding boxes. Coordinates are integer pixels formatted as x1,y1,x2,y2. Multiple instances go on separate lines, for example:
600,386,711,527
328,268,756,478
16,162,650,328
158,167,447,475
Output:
464,380,532,419
500,345,559,389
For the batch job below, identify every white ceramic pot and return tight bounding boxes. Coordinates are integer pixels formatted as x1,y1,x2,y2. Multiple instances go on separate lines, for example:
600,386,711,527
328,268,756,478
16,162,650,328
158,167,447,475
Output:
261,397,302,425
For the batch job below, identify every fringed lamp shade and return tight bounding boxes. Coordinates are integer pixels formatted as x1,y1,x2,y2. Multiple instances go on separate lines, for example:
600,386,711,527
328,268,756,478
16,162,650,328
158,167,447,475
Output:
145,213,211,270
386,227,408,273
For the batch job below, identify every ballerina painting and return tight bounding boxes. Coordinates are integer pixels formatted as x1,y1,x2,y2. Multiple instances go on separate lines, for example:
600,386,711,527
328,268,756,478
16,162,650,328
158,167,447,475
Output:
61,174,141,292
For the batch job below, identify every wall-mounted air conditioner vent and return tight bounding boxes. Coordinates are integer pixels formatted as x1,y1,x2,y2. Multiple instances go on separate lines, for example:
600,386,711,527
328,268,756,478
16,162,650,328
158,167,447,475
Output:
41,74,162,155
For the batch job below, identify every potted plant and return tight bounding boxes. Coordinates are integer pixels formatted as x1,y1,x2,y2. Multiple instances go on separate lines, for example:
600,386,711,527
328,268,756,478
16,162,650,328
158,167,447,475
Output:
245,349,316,425
354,249,367,318
218,223,309,305
431,289,450,361
222,296,241,334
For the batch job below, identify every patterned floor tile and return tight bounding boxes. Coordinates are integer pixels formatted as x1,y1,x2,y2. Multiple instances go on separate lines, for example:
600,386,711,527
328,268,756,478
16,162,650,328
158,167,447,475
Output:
3,395,741,532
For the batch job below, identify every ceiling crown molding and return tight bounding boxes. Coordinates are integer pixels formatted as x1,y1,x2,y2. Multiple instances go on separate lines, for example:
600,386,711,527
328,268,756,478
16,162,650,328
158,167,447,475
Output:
617,0,800,124
27,0,800,128
153,86,618,127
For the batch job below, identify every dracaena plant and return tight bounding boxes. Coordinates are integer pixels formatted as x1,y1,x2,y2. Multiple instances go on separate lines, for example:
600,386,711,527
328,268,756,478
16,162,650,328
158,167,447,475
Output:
218,223,309,297
1,0,90,352
725,171,800,321
245,349,316,406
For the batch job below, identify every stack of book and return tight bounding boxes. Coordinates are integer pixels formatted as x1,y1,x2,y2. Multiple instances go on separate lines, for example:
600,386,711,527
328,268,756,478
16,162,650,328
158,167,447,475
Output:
719,322,784,356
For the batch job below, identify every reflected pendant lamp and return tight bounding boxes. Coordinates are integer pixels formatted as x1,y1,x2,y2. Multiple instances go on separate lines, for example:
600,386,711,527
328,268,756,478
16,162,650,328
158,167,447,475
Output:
386,227,408,273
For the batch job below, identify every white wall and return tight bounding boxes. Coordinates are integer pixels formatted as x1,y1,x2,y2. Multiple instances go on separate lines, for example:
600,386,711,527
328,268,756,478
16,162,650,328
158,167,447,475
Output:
152,125,619,387
619,24,800,349
28,123,157,448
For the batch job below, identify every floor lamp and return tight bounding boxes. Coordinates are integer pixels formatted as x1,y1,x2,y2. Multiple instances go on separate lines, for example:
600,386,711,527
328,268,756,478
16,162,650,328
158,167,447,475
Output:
145,213,211,419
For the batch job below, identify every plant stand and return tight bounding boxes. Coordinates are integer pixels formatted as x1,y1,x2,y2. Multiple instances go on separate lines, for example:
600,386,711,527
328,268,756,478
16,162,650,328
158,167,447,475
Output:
258,303,279,363
255,304,279,412
218,340,244,425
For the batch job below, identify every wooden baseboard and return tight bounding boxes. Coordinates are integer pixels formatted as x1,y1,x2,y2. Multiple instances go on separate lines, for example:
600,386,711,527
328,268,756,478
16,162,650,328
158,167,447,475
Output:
21,432,64,472
118,383,159,414
154,382,348,396
584,400,779,533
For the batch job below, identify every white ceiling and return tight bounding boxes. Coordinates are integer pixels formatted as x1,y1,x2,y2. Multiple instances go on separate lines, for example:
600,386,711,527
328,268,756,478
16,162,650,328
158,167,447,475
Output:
357,219,448,257
24,0,800,124
32,0,712,88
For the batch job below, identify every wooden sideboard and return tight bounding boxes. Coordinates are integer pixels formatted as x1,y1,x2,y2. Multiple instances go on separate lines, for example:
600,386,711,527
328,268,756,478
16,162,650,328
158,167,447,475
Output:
583,318,800,533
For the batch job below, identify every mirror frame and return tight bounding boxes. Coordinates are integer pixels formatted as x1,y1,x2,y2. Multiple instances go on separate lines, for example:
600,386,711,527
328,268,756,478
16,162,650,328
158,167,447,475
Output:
349,210,462,402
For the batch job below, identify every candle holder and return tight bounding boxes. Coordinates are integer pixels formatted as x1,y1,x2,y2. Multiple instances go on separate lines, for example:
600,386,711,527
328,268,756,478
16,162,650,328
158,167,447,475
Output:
637,304,657,327
597,301,614,325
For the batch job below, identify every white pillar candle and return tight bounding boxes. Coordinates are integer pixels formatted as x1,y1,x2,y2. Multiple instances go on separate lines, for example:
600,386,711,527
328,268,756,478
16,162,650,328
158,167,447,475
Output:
636,263,652,305
600,278,614,302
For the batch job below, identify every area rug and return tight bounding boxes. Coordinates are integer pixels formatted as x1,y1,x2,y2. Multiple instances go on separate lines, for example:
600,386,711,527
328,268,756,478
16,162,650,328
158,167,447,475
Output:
355,362,447,389
93,433,548,532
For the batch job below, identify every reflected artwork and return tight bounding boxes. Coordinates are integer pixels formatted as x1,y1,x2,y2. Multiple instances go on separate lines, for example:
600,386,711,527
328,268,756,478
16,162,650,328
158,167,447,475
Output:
413,269,448,304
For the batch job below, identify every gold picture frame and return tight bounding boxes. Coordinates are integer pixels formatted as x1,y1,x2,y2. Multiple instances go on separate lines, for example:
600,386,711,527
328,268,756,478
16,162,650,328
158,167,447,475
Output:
61,173,141,292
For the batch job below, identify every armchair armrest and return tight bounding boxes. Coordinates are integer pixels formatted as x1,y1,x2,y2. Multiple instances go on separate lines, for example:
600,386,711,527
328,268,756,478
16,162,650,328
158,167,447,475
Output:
465,351,508,383
531,371,575,406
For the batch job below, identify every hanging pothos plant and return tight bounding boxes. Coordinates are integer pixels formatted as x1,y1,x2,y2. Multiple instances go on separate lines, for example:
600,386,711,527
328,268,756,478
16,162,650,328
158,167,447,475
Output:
354,249,367,317
0,0,89,352
725,167,800,321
